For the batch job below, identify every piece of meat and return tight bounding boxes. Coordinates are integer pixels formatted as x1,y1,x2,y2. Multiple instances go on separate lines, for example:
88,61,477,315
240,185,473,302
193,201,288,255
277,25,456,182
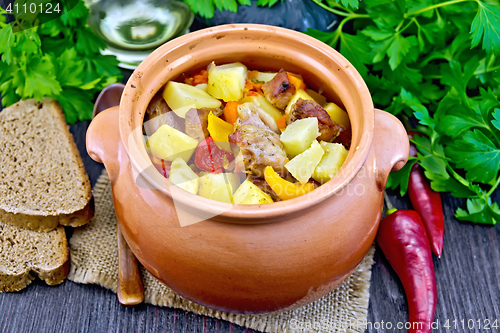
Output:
229,104,288,178
334,126,352,149
287,98,342,142
143,94,183,135
236,102,279,133
262,69,296,110
247,175,281,202
184,107,223,141
235,103,269,129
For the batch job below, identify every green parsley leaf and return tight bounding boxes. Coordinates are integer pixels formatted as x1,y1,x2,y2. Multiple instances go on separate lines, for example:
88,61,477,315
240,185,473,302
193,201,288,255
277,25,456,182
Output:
386,158,417,196
470,1,500,54
471,88,500,120
81,55,121,89
361,26,394,41
400,88,428,115
0,68,26,107
492,108,500,131
0,0,122,124
329,0,359,9
425,173,476,198
456,197,500,225
436,108,488,138
17,29,42,55
306,28,339,48
75,27,106,56
54,48,85,87
419,154,449,180
60,0,87,27
183,0,214,18
387,34,412,70
256,0,278,7
213,0,238,12
446,129,500,184
23,55,62,100
53,87,94,123
0,25,16,64
413,101,435,128
183,0,273,18
370,35,394,64
340,33,370,77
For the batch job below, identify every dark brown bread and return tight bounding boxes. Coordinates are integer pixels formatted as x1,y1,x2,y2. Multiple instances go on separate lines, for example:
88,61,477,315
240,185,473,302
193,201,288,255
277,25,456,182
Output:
0,220,69,292
0,98,93,231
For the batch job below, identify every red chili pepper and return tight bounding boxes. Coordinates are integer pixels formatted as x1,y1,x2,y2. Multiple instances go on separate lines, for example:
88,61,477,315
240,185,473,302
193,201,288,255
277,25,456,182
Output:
377,210,437,333
195,137,234,173
408,132,445,257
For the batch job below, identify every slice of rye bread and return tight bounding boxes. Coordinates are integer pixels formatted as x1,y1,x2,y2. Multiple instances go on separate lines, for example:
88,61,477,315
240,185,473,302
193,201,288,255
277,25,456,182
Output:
0,220,69,292
0,98,93,232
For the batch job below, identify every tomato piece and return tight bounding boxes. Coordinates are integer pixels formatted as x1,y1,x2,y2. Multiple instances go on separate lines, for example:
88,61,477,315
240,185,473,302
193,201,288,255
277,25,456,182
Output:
195,137,234,173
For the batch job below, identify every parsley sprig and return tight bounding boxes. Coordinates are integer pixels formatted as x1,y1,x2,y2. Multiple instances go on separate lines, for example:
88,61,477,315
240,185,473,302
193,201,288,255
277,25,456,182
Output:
0,0,122,123
307,0,500,224
181,0,282,19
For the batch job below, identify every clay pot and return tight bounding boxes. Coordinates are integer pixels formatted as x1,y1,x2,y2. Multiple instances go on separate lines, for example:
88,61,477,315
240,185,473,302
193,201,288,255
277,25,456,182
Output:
87,24,409,314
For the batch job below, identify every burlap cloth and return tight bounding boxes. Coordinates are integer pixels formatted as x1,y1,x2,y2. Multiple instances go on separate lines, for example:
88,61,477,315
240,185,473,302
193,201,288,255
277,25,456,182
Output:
68,170,375,333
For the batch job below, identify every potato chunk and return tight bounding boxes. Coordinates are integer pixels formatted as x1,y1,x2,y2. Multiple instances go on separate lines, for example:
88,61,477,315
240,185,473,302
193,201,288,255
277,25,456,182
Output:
169,158,199,194
285,141,324,184
306,89,327,106
163,81,222,110
198,173,241,203
194,83,208,92
233,179,273,204
146,124,199,162
280,117,320,156
312,142,349,184
254,71,277,83
324,102,350,129
207,62,247,102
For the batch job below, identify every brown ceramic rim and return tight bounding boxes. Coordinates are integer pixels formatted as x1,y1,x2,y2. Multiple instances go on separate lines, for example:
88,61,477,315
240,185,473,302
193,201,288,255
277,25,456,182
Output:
119,24,374,222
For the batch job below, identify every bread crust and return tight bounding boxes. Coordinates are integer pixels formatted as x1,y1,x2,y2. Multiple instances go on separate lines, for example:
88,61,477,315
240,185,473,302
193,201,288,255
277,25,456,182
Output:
0,197,94,232
0,224,70,292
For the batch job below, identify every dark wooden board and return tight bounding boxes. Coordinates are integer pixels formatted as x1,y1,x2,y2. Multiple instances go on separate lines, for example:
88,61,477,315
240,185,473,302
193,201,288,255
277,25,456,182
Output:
0,115,498,333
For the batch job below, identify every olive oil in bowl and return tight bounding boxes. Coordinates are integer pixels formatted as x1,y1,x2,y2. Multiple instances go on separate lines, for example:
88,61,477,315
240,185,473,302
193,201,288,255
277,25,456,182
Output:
88,0,193,67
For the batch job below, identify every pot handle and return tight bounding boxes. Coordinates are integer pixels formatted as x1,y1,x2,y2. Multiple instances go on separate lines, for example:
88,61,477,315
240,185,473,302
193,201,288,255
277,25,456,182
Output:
86,106,122,183
368,109,409,191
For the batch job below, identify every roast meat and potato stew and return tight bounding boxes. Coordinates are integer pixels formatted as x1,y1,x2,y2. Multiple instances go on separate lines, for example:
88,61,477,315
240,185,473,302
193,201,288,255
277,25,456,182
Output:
143,62,352,204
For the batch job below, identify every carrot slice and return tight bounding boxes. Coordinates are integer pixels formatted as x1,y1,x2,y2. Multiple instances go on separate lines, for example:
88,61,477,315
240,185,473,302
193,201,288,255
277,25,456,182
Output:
223,101,242,125
276,114,288,130
287,74,306,91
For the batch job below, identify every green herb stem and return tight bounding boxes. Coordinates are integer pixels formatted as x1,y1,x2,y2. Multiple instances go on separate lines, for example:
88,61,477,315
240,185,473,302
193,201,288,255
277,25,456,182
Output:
331,15,361,47
404,0,473,18
487,176,500,197
311,0,369,19
398,19,415,34
474,65,500,76
446,162,472,188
